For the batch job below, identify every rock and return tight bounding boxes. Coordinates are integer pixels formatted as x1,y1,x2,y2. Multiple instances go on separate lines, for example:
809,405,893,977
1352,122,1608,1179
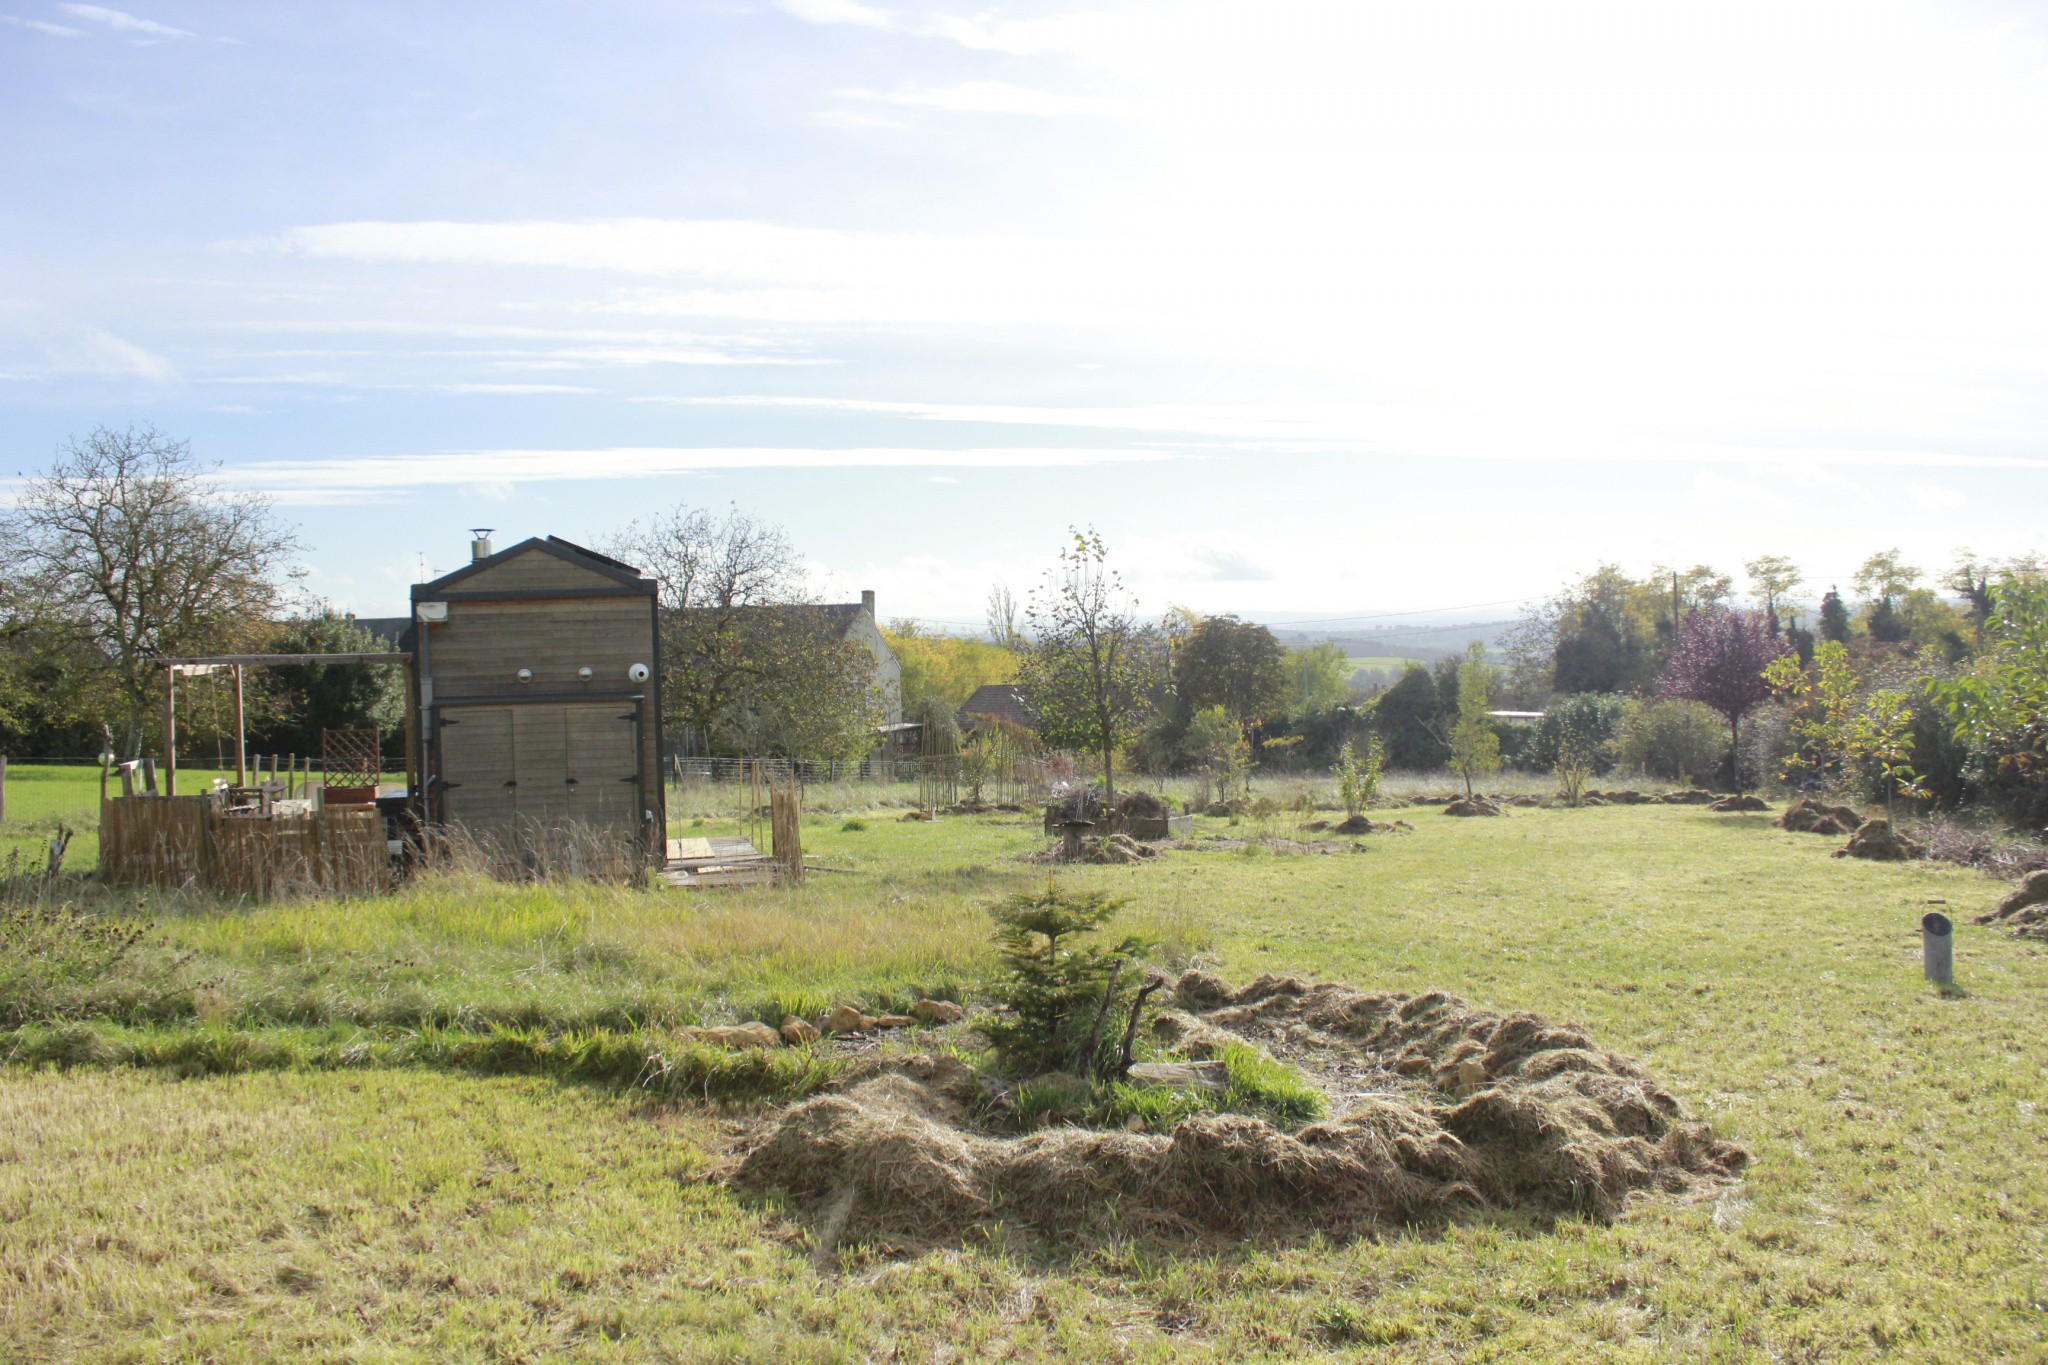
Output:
696,1022,782,1051
912,999,966,1024
828,1003,874,1033
1780,798,1862,835
1833,819,1925,862
1124,1060,1229,1092
1707,795,1770,812
872,1014,917,1028
779,1015,821,1046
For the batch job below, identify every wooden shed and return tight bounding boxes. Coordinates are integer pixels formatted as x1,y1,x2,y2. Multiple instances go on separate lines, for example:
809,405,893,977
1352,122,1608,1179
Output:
409,535,663,868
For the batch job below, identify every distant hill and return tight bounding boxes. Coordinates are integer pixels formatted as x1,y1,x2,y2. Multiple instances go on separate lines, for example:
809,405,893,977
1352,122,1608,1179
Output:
1272,618,1519,665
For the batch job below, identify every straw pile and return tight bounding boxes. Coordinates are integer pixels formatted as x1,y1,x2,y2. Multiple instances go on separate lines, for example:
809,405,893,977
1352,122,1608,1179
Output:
732,973,1747,1250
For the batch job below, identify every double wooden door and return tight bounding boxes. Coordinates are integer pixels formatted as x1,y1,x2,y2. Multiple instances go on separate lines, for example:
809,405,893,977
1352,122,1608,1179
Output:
438,701,641,853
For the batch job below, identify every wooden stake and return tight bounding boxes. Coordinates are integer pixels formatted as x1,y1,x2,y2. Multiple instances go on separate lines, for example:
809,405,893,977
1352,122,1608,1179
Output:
233,664,246,786
164,666,177,796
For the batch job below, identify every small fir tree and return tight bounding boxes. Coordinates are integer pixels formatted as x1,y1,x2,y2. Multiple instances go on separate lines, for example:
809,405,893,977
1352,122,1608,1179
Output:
982,886,1151,1079
1819,588,1852,643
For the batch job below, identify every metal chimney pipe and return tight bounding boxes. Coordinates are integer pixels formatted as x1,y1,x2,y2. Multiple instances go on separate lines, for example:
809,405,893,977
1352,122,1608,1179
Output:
469,528,496,561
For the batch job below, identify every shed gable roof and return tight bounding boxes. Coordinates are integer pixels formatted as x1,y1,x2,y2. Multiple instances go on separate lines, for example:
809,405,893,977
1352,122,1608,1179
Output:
412,536,651,599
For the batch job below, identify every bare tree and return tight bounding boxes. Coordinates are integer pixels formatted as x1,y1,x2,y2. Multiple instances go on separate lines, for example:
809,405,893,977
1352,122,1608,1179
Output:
610,504,877,758
985,582,1020,647
8,425,297,755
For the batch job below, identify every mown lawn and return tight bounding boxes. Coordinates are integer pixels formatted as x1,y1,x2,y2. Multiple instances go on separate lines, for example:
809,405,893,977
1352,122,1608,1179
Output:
3,803,2045,1361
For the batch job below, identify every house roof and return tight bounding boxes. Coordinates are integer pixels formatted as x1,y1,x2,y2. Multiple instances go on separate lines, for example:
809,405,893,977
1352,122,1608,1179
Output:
958,683,1034,730
411,535,652,598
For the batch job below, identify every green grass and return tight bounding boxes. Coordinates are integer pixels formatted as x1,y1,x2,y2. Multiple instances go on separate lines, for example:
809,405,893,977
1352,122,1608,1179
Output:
4,802,2047,1359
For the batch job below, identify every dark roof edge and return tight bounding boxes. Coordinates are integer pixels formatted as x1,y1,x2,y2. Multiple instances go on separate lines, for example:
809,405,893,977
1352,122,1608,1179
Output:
411,535,649,598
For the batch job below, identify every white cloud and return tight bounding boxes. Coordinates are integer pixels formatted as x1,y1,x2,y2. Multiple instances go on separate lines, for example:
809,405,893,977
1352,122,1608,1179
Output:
57,3,192,37
774,0,893,30
1187,546,1274,582
1906,481,1968,510
835,81,1119,117
2,14,86,35
225,446,1179,503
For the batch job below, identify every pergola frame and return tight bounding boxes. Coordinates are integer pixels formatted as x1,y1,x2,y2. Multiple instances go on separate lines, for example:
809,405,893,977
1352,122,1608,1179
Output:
156,653,412,796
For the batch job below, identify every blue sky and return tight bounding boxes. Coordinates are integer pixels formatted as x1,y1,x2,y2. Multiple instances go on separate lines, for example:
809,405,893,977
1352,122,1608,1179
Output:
6,0,2048,629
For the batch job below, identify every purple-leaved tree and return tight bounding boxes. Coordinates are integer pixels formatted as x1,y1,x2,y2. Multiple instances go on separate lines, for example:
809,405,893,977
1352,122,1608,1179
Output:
1659,609,1789,796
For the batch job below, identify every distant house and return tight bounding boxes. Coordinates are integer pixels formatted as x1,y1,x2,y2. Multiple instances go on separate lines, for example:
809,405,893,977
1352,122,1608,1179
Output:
957,683,1033,735
824,590,903,727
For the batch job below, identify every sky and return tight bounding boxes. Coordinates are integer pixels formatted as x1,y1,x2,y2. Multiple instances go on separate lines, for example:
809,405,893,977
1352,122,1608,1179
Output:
5,0,2048,631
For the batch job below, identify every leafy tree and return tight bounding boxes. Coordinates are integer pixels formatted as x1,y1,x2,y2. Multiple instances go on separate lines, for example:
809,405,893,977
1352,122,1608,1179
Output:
1930,576,2048,825
981,886,1151,1079
1174,615,1288,727
1017,530,1163,805
884,621,1017,714
1819,588,1852,644
1448,641,1501,798
246,609,404,760
1181,704,1250,806
1854,549,1921,605
1371,662,1449,768
1659,609,1787,795
1745,555,1804,633
5,426,297,756
1285,642,1352,716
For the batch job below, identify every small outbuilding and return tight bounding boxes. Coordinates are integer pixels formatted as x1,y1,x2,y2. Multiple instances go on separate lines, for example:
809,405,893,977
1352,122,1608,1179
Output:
409,534,664,866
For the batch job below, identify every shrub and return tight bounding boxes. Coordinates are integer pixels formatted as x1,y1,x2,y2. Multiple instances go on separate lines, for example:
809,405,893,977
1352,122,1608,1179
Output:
1611,699,1726,783
839,817,868,832
1333,735,1384,816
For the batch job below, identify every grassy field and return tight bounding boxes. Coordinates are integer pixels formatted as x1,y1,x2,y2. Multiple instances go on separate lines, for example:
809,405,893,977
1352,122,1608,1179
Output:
3,797,2045,1361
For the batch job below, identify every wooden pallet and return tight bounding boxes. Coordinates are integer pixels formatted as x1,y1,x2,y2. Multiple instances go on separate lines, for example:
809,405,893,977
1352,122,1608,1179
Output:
659,835,778,889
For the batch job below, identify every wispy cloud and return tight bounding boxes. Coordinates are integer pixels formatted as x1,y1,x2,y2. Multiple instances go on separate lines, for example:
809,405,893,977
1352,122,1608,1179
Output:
835,81,1118,117
226,445,1179,504
57,3,192,37
2,13,87,36
1188,546,1274,582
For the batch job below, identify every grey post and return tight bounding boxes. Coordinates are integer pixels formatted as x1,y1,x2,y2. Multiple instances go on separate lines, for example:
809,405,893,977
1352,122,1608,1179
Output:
1922,911,1954,987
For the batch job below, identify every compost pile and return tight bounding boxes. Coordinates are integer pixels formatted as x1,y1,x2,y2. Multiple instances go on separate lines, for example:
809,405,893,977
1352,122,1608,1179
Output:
1978,869,2048,939
1779,798,1861,836
732,973,1747,1250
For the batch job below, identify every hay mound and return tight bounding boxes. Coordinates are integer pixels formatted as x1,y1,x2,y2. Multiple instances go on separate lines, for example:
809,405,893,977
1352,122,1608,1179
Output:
1658,790,1719,805
1028,833,1159,865
1779,798,1861,835
1966,871,2048,933
1833,819,1924,861
1443,797,1504,817
733,975,1746,1251
1707,794,1770,812
1332,813,1376,834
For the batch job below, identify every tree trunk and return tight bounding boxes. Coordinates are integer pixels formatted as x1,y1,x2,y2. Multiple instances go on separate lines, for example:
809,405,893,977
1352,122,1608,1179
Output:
1102,739,1116,808
1729,714,1742,797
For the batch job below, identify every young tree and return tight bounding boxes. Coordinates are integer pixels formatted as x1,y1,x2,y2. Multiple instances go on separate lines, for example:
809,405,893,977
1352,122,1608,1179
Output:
1447,641,1501,799
1764,639,1860,790
1017,530,1163,805
1744,554,1804,633
6,425,298,755
1930,575,2048,825
1659,609,1788,795
1332,733,1384,816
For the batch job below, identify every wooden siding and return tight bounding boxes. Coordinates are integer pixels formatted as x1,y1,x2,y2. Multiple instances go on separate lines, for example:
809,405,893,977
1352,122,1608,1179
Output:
429,597,653,698
444,549,625,595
